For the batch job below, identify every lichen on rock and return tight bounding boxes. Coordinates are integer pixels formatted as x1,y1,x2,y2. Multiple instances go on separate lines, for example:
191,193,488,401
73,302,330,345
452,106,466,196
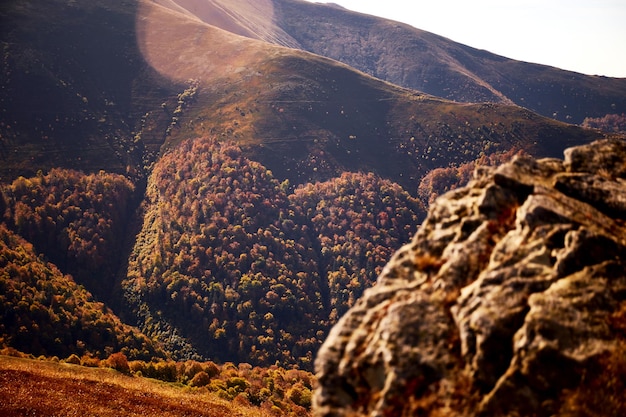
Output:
313,138,626,416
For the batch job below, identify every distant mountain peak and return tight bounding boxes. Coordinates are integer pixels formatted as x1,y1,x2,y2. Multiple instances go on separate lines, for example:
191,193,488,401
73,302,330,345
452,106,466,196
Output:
162,0,301,48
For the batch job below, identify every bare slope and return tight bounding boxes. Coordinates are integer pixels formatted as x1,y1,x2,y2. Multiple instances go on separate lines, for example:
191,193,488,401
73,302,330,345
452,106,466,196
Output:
171,0,626,124
272,0,626,124
136,0,602,191
154,0,300,47
0,0,604,189
0,0,182,181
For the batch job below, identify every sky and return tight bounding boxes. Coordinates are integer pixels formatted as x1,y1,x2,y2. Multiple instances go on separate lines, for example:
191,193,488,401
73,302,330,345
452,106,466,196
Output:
304,0,626,78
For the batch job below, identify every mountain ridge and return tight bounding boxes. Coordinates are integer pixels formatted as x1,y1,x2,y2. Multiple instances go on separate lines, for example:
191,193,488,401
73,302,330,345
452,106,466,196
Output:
274,0,626,123
0,0,609,188
166,0,626,124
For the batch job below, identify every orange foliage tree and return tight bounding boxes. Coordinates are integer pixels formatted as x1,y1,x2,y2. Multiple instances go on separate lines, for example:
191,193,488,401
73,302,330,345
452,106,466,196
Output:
581,113,626,134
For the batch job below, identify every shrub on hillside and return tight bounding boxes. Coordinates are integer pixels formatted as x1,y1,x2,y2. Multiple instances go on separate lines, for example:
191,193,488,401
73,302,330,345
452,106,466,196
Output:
106,352,130,374
189,371,211,387
581,113,626,133
64,354,81,365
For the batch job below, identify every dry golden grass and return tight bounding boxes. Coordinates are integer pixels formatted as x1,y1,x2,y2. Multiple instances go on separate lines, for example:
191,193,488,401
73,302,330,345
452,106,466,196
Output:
0,355,270,417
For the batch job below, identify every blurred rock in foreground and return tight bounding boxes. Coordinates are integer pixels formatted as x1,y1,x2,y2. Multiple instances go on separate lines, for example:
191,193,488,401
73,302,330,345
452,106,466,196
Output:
313,138,626,416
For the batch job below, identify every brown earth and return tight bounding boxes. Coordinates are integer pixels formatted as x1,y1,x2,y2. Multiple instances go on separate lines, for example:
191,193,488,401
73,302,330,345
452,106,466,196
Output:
0,355,265,417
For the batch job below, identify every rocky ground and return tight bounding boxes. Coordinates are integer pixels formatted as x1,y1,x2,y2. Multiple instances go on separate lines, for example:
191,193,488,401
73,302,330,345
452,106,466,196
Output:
313,138,626,416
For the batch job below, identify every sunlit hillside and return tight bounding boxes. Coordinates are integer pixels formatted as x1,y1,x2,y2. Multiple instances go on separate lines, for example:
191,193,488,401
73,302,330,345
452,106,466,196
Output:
0,0,623,415
0,353,314,416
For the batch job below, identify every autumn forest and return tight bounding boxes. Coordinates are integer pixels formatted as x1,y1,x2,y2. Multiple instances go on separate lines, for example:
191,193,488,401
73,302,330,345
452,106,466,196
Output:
0,137,428,370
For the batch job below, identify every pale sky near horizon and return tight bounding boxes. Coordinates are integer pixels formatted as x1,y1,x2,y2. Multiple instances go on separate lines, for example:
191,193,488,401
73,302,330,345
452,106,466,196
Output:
304,0,626,78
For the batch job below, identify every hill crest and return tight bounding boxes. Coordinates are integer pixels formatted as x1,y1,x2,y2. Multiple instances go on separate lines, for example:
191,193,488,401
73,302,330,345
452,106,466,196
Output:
160,0,626,124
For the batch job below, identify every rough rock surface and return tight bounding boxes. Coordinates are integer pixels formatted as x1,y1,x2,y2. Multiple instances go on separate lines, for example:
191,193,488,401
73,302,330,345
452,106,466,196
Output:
313,139,626,416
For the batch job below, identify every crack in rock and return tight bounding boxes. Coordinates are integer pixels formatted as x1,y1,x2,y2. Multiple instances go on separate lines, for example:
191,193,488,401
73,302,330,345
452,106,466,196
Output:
313,139,626,416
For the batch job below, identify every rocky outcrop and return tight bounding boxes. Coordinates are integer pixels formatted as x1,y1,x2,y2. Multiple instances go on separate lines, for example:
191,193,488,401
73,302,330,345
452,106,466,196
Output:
313,138,626,416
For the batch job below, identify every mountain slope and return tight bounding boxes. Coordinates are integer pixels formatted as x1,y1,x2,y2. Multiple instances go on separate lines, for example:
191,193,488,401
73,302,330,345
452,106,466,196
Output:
121,138,424,366
0,0,616,374
0,224,160,360
272,0,626,124
152,0,301,48
169,0,626,124
134,0,603,191
1,168,139,301
1,1,137,177
0,0,604,189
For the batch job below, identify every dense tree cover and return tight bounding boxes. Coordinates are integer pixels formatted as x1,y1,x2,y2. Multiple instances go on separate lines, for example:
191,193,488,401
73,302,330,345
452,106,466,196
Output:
290,172,424,320
125,139,326,367
0,224,161,360
581,113,626,134
124,137,425,369
1,168,136,299
0,137,425,370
